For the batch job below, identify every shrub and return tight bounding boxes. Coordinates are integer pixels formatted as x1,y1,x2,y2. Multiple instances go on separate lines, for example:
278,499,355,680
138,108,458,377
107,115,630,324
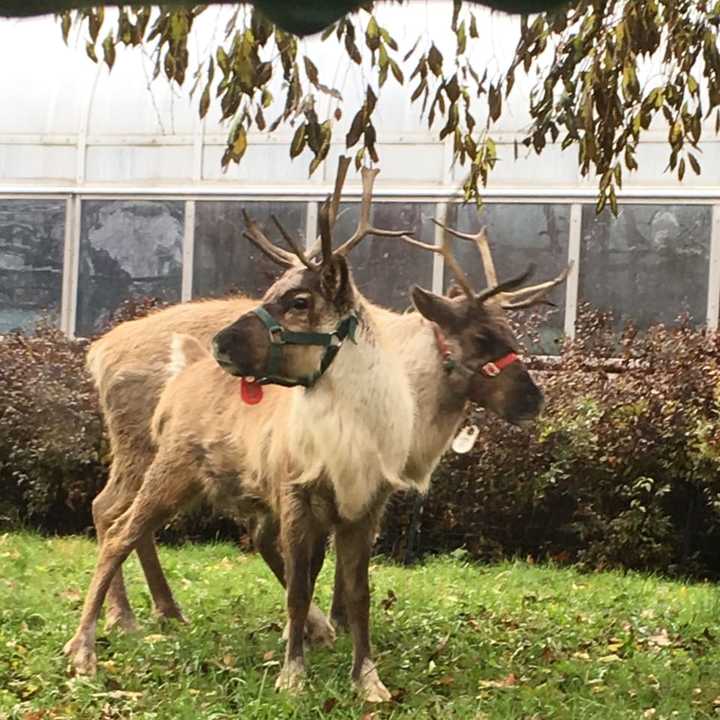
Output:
383,309,720,578
0,324,105,532
3,303,720,578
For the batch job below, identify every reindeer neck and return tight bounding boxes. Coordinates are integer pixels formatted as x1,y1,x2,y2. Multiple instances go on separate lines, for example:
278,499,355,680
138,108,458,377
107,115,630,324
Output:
375,310,469,491
286,300,415,522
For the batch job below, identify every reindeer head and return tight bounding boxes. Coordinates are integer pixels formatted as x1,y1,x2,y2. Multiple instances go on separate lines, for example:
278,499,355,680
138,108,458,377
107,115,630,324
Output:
212,157,410,390
402,221,571,426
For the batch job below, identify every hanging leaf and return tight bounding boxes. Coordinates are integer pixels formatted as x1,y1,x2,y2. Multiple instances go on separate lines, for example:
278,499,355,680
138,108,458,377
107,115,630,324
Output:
346,109,364,148
366,16,380,52
199,85,211,118
290,123,306,158
688,153,701,175
428,44,443,76
488,84,502,122
102,34,116,71
303,56,319,88
61,12,71,44
85,42,98,63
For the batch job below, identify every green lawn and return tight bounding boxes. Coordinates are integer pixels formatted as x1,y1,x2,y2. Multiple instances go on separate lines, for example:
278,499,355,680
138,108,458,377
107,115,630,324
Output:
1,534,720,719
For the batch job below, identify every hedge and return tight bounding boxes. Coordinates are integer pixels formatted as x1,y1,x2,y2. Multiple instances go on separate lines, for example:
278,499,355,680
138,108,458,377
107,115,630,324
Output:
2,303,720,578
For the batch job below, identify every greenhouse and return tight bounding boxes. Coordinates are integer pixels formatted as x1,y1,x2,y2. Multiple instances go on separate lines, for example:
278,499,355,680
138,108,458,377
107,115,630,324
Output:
1,5,719,347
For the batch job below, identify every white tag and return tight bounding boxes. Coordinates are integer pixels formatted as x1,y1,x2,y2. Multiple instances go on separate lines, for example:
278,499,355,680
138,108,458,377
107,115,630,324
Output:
451,424,479,454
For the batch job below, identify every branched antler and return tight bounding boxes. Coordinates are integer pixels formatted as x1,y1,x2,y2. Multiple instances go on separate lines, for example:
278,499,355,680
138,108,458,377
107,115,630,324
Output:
397,215,571,310
307,163,413,261
242,210,297,268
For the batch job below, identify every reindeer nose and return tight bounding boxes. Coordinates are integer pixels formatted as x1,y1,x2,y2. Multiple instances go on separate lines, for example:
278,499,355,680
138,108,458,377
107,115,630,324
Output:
211,331,234,364
518,384,544,420
212,328,255,376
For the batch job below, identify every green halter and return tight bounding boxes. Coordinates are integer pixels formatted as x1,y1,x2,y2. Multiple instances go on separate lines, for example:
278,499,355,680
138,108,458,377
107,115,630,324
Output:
251,306,359,388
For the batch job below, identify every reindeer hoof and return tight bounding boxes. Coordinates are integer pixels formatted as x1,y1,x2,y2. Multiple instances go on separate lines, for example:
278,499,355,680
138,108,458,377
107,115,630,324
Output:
275,659,305,694
63,636,97,677
105,609,139,633
154,604,188,625
354,659,391,703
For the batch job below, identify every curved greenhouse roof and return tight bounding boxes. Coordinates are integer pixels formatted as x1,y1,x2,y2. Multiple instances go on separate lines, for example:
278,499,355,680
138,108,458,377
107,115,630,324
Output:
0,4,718,196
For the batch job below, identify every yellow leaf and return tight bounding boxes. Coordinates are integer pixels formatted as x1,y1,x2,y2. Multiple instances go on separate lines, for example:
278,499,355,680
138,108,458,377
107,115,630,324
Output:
598,653,621,663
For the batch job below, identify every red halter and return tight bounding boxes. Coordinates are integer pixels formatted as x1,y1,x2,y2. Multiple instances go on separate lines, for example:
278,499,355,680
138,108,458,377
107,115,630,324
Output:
432,324,519,378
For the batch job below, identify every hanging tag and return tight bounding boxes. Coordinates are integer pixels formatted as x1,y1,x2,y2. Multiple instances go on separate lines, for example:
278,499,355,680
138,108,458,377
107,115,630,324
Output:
451,424,479,454
240,377,264,405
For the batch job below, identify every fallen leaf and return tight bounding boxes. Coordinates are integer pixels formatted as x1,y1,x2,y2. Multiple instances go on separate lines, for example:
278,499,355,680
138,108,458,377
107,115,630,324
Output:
322,697,338,713
478,673,518,689
222,654,236,668
144,634,166,643
598,654,621,663
380,589,397,612
263,650,275,661
436,674,455,686
431,634,450,657
648,629,672,647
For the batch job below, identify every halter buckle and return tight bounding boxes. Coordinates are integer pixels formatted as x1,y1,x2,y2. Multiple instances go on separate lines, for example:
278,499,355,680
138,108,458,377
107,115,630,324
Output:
269,326,285,345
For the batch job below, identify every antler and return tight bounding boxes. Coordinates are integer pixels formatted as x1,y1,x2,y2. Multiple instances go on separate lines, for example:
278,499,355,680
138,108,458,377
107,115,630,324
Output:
436,218,571,310
269,214,314,271
431,221,498,288
242,210,297,268
498,263,573,310
396,215,570,310
307,162,413,261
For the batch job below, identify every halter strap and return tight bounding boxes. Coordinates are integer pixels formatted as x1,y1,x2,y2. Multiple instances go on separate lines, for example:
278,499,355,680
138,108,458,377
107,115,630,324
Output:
432,323,519,378
252,306,359,388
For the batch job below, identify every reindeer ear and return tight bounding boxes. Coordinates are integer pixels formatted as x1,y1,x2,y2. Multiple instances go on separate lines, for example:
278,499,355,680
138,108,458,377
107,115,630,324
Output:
411,286,460,327
320,254,352,306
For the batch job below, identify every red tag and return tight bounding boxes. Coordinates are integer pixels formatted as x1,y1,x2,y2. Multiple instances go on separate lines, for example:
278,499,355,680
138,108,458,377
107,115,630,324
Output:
240,378,264,405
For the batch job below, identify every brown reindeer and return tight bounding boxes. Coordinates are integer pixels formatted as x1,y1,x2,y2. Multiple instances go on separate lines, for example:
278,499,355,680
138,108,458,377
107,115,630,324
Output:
64,191,419,701
239,216,570,635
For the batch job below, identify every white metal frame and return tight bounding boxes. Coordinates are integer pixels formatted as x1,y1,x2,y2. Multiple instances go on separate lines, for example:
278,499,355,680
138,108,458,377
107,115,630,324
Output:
2,190,718,338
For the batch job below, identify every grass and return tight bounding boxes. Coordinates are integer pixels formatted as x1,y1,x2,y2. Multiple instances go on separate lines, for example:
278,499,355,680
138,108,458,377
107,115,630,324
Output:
1,534,720,719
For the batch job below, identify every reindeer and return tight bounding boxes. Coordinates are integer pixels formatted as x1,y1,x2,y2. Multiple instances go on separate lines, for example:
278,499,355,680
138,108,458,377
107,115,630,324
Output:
238,213,571,636
74,158,568,699
63,193,418,700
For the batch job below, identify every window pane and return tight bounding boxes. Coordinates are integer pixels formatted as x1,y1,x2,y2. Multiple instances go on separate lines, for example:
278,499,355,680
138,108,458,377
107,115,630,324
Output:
193,201,306,299
323,202,435,311
579,204,712,329
0,200,65,333
444,203,570,354
76,200,183,336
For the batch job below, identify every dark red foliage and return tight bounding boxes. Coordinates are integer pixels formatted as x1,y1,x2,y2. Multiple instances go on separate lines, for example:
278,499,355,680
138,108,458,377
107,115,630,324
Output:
4,302,720,577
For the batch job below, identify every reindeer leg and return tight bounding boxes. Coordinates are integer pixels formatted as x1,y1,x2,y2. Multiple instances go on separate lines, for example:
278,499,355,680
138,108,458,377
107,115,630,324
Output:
335,518,391,703
64,456,199,676
135,533,187,623
329,558,349,633
92,479,138,633
254,513,335,648
276,490,323,693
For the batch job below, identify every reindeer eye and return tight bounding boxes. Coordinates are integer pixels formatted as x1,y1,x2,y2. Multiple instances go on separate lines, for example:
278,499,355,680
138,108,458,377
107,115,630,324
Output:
291,296,310,311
